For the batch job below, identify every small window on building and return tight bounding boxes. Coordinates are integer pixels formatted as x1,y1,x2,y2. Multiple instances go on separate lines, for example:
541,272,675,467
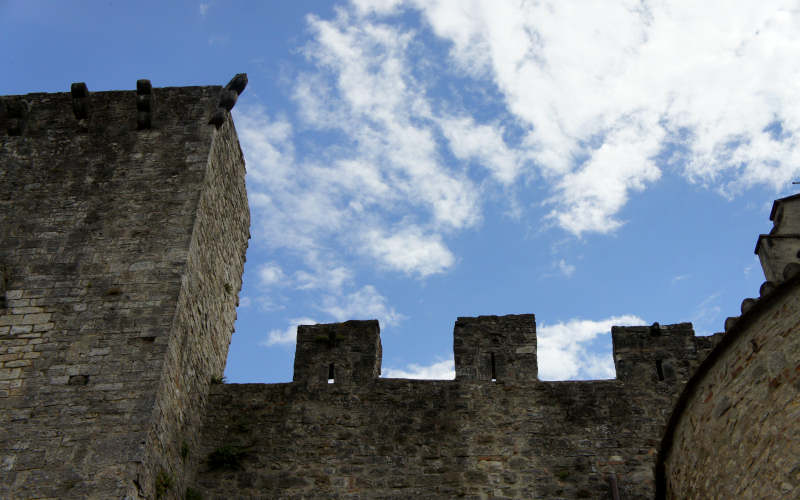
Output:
328,363,335,384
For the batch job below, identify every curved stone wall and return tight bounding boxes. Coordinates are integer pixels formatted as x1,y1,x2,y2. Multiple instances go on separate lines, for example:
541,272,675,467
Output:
660,279,800,498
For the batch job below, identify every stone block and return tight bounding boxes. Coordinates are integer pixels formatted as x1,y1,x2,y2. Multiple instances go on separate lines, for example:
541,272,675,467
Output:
0,369,22,381
20,313,51,325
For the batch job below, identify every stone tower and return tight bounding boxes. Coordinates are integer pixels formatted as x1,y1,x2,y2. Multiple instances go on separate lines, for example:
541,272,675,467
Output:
0,76,249,499
754,193,800,283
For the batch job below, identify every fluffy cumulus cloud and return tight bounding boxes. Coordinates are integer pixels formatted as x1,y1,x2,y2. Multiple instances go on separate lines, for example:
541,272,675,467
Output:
557,259,576,278
364,227,454,277
537,315,645,380
383,358,455,379
261,317,319,346
258,262,286,286
352,0,800,234
320,285,404,327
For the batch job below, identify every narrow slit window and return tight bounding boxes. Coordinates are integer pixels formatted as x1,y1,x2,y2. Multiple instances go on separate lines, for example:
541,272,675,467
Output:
655,359,664,381
490,352,497,382
328,363,335,384
0,265,6,309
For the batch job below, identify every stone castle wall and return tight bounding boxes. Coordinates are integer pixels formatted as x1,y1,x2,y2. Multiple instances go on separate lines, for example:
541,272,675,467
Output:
0,83,248,499
1,79,796,499
192,318,715,499
660,276,800,499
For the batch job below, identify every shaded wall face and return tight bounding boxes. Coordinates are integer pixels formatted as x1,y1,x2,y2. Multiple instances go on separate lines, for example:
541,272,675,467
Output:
664,285,800,499
191,319,716,499
195,378,686,500
141,115,249,499
0,86,246,499
293,320,382,386
612,323,717,388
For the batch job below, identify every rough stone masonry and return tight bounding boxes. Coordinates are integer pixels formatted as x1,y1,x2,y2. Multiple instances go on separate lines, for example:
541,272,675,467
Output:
0,77,249,499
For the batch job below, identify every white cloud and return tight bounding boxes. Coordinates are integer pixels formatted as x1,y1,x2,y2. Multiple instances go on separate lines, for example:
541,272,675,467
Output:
261,317,318,346
199,2,210,16
258,262,286,286
295,265,352,291
320,285,404,327
537,314,645,380
238,296,252,308
440,116,526,185
298,12,483,231
557,259,575,278
348,0,800,234
235,9,483,283
383,358,455,379
255,296,286,313
235,106,295,186
364,227,455,277
691,292,723,335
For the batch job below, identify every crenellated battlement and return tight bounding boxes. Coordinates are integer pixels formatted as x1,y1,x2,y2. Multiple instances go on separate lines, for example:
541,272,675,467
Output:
0,74,246,138
199,316,722,499
611,322,717,385
289,313,718,387
293,320,382,386
454,314,537,381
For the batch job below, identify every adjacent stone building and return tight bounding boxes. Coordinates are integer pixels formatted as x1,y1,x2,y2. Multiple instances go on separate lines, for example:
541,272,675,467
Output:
0,79,797,499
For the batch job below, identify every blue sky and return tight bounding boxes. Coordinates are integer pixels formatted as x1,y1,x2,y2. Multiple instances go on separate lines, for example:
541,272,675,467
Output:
3,1,798,382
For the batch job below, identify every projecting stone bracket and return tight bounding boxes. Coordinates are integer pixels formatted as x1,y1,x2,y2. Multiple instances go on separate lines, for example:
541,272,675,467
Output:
209,73,248,129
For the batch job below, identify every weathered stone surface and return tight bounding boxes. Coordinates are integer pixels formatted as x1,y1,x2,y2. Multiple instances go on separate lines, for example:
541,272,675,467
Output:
193,318,714,499
0,82,248,499
740,297,757,315
759,280,777,297
783,261,800,281
454,314,537,382
225,73,248,94
662,279,800,499
293,320,382,386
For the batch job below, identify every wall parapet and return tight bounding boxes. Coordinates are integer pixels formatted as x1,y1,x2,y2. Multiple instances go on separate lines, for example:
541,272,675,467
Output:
0,76,246,139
